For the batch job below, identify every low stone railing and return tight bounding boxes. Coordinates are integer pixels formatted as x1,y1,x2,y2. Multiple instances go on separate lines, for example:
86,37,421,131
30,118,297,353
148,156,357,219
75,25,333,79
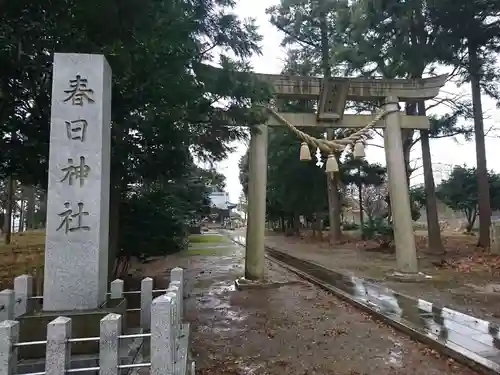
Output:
0,268,194,375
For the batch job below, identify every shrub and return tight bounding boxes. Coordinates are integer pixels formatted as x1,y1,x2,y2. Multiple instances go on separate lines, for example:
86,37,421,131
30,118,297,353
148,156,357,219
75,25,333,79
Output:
362,216,394,247
342,222,360,231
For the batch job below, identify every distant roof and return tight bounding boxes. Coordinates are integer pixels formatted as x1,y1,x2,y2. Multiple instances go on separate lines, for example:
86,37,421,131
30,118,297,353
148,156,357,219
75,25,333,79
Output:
211,202,237,210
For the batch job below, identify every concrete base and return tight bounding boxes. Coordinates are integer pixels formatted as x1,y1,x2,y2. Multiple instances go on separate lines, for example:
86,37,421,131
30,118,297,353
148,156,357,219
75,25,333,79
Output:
235,277,303,290
17,297,127,359
386,271,432,283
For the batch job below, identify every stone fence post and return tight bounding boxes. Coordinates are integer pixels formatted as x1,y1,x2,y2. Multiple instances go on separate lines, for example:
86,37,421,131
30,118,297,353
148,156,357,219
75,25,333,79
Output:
165,287,179,349
0,291,14,322
45,317,71,375
170,267,184,320
109,279,124,299
0,266,189,375
0,320,19,375
171,267,185,298
150,294,175,375
99,313,121,375
14,275,33,317
140,278,153,331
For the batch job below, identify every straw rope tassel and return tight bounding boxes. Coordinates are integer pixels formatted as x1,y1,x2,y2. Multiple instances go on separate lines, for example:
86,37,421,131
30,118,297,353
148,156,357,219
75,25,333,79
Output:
265,106,398,172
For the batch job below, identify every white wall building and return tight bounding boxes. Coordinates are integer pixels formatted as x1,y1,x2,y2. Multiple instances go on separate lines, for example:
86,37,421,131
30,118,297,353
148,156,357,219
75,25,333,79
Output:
209,190,233,210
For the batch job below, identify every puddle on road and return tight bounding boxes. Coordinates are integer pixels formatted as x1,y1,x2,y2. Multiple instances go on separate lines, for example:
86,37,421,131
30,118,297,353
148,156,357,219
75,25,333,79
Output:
465,283,500,295
197,280,248,333
267,249,500,372
191,255,244,274
198,281,236,309
233,236,246,245
210,281,236,294
236,363,264,374
386,336,404,368
197,233,500,372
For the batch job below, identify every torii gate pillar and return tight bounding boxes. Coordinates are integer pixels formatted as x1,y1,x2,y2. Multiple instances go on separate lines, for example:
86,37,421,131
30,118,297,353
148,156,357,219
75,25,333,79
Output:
245,125,268,280
383,96,418,273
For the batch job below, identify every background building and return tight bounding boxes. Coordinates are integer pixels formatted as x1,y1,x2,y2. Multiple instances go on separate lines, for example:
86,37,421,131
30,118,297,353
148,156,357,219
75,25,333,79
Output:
207,189,237,227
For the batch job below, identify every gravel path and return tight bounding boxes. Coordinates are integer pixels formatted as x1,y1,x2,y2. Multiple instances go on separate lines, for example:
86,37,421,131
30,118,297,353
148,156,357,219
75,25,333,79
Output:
140,233,479,374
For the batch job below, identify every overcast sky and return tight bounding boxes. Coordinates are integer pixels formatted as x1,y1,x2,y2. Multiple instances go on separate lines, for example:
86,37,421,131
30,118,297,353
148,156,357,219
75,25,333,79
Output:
216,0,500,203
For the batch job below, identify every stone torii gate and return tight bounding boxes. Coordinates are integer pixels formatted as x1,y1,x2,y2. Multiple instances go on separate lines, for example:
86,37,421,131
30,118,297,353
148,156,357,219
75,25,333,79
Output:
245,73,447,280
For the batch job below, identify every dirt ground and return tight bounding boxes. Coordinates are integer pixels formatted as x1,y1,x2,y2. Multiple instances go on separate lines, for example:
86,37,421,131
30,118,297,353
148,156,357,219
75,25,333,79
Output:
139,234,479,375
0,230,488,373
265,230,500,324
0,230,44,291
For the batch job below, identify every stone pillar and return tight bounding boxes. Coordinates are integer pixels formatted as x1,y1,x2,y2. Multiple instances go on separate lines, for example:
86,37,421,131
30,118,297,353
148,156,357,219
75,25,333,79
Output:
245,125,268,280
383,96,418,274
43,53,112,311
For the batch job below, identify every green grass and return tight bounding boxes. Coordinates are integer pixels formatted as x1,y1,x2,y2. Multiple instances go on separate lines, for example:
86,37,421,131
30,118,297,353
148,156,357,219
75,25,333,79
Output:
188,234,228,244
183,246,233,256
185,234,234,256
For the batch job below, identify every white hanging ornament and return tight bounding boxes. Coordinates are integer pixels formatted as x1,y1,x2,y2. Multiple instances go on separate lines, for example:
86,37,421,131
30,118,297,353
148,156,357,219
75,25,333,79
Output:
299,142,312,161
325,153,339,173
353,141,365,159
315,148,324,168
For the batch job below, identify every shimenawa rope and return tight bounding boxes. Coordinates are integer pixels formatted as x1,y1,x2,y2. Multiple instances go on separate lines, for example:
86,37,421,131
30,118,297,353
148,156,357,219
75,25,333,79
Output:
266,107,399,153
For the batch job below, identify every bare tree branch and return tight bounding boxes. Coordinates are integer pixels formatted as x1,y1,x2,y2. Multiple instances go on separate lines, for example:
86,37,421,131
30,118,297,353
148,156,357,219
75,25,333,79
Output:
365,142,384,149
485,124,500,137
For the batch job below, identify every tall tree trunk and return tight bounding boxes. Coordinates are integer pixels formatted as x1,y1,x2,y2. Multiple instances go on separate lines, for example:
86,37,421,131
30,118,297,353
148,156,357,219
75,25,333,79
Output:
38,189,47,228
358,178,364,239
4,43,22,240
320,9,341,244
108,181,121,279
312,213,317,239
403,104,417,185
26,185,35,230
469,43,490,248
293,213,300,235
326,137,342,243
319,7,331,80
19,195,25,232
4,176,14,243
318,214,324,241
417,101,444,253
109,119,129,280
